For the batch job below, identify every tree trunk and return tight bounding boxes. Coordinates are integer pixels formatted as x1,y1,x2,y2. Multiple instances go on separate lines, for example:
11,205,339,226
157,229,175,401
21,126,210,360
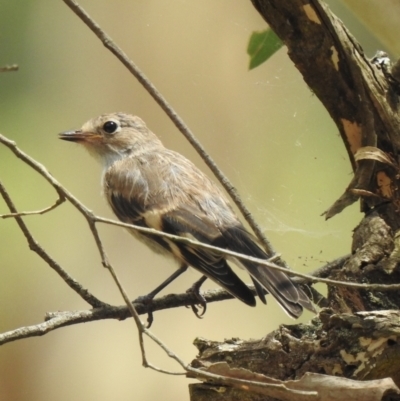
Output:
189,1,400,399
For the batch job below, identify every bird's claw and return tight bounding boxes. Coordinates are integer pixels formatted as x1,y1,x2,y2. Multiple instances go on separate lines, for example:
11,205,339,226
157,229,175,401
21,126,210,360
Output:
145,311,154,328
186,282,207,319
190,301,207,319
133,294,155,328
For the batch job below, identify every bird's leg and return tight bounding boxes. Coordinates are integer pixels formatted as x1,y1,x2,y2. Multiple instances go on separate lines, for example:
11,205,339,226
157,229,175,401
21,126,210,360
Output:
140,265,189,300
133,264,188,327
186,275,208,318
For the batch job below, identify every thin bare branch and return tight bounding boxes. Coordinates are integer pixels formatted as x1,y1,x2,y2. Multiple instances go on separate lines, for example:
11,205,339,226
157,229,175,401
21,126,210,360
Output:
1,195,65,218
100,253,150,366
0,134,92,217
96,217,400,291
61,0,280,262
0,287,242,346
0,180,105,308
143,329,188,372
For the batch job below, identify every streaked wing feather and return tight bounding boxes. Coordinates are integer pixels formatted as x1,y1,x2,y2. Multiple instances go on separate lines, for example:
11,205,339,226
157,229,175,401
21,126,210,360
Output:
109,192,172,254
251,277,267,304
109,192,144,222
162,208,256,306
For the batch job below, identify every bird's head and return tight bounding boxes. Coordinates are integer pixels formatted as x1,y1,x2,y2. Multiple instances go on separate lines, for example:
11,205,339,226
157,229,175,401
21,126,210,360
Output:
59,112,162,166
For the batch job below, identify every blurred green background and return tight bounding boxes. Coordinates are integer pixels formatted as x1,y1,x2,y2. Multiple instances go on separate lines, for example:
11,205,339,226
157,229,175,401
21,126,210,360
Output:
0,1,398,400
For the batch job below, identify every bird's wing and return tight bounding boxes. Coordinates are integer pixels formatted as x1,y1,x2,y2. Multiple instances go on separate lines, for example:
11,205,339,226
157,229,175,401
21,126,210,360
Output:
104,157,256,306
105,171,256,306
104,152,314,315
160,208,256,306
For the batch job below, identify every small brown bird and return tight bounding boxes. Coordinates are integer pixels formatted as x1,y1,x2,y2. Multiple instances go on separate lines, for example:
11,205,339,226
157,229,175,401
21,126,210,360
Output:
59,112,315,320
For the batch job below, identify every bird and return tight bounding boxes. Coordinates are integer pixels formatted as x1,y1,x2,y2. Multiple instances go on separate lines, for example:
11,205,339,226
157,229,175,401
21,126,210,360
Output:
59,112,316,323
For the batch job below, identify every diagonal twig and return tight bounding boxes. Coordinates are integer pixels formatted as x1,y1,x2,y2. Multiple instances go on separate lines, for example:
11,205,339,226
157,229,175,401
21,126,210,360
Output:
0,180,106,308
0,133,396,291
61,0,280,262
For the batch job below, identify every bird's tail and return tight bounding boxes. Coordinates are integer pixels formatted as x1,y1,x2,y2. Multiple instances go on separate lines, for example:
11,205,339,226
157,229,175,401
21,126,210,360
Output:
223,226,316,318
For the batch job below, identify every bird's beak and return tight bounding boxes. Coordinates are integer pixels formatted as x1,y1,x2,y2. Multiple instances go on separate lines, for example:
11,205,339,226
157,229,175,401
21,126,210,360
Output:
58,130,101,143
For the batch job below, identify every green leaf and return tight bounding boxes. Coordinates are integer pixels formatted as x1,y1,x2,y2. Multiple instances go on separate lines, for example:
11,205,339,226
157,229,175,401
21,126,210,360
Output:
247,29,283,70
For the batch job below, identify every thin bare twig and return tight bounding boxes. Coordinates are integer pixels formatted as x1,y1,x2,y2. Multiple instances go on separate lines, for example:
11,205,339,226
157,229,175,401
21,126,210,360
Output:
96,217,400,290
0,134,93,217
0,287,242,346
99,251,150,368
82,220,159,373
1,195,65,218
0,180,105,308
61,0,280,261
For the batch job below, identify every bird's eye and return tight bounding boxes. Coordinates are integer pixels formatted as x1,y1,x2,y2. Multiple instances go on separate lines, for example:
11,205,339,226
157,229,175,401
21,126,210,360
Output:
103,121,118,134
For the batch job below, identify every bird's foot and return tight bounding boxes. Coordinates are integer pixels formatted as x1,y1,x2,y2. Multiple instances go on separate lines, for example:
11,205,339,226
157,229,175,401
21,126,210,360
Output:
185,277,208,319
133,294,155,328
132,264,190,327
